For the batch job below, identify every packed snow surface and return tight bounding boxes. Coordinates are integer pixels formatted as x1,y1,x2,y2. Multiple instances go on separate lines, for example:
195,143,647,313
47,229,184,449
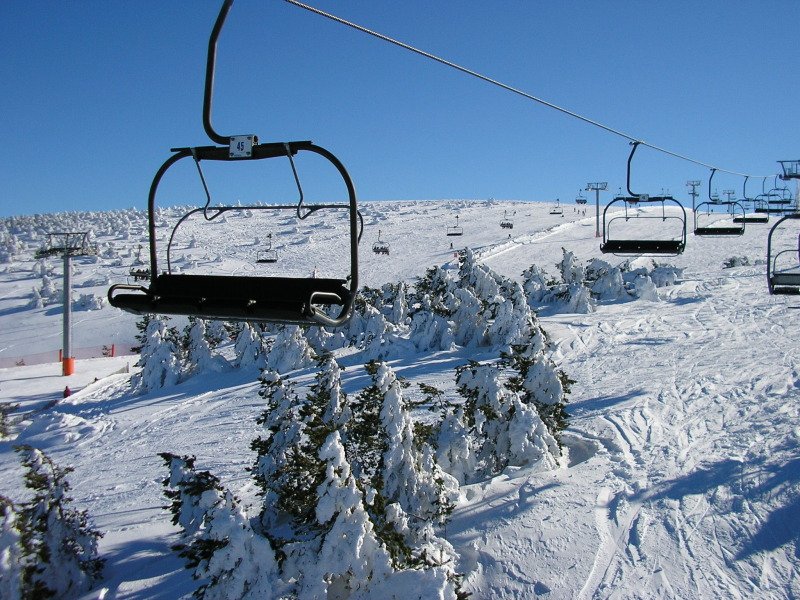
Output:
1,199,799,598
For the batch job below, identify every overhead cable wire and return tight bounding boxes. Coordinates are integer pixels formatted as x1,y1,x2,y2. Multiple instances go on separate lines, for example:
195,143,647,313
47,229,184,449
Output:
284,0,775,180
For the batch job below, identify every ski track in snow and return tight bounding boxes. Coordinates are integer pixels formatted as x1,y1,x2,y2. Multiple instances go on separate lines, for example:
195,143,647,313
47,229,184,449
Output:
1,200,800,598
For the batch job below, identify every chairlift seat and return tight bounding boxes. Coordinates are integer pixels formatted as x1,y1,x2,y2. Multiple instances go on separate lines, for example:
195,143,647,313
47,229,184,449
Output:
733,215,769,224
769,273,800,294
693,226,744,237
446,227,464,236
109,273,352,323
500,221,513,229
600,239,685,255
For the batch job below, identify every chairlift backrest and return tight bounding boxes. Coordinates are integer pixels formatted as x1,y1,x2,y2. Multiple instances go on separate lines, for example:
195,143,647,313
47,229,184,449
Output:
108,0,361,327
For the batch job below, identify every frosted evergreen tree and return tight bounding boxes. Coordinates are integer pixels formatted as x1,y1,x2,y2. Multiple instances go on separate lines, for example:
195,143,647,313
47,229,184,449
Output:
0,496,22,600
184,319,228,375
297,431,395,599
377,363,459,525
408,294,455,352
252,358,345,543
552,248,594,313
14,446,104,599
457,248,503,306
632,274,659,301
450,287,488,347
251,371,304,534
29,287,44,309
388,281,409,326
413,265,455,317
557,247,584,285
204,320,231,349
585,258,628,301
522,263,552,307
264,324,315,373
160,454,283,600
502,339,571,453
133,317,182,392
435,406,476,485
486,279,535,349
233,323,266,370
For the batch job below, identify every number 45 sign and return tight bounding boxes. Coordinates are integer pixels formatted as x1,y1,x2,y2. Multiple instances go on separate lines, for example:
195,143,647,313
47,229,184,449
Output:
229,135,257,158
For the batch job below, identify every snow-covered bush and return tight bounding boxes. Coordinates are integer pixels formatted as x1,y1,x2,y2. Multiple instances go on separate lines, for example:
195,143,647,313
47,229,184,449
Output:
75,293,105,311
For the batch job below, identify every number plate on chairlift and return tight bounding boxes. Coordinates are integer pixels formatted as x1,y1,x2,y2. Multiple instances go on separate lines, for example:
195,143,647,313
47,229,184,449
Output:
229,135,257,158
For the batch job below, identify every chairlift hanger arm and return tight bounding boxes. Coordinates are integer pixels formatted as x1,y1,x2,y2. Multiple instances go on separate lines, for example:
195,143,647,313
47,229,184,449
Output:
204,0,235,146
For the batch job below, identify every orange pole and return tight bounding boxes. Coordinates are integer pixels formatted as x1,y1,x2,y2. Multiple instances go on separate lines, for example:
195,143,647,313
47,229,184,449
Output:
62,357,75,376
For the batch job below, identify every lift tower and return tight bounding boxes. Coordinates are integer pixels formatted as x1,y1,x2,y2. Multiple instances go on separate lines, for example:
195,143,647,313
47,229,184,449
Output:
586,182,608,238
35,232,95,376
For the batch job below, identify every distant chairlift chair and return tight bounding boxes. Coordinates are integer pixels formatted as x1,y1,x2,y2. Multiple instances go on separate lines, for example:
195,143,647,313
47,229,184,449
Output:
549,200,563,215
600,141,687,255
108,0,361,327
256,233,278,264
447,214,464,236
693,169,745,236
500,210,514,229
733,176,769,224
766,213,800,294
372,229,390,255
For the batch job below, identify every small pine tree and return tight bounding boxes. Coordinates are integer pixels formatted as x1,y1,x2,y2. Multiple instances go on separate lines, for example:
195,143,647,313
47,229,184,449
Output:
233,323,267,370
160,453,281,600
298,431,395,599
1,402,19,439
0,495,22,600
502,341,571,451
134,317,182,392
14,445,104,599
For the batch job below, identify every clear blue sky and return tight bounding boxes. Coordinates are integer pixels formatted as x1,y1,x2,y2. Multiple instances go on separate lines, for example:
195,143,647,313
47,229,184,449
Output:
2,1,799,217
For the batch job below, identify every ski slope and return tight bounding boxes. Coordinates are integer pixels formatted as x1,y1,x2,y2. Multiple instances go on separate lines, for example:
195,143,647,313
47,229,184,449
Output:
1,199,798,599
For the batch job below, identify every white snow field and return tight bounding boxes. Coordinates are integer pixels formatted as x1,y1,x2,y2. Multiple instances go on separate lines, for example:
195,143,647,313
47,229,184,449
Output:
1,199,799,599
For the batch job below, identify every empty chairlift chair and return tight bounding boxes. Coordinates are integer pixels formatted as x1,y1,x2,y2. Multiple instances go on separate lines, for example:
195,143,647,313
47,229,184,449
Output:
693,169,745,236
447,214,464,236
256,233,278,264
766,213,800,294
549,200,563,215
733,176,769,224
600,142,687,255
107,0,361,327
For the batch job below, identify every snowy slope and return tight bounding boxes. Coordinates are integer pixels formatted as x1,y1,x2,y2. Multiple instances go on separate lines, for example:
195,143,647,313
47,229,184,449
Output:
1,199,798,599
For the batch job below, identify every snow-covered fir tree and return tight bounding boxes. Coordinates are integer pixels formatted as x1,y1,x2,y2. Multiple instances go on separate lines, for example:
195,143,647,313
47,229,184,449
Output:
502,338,571,453
264,324,316,373
233,323,266,370
0,496,22,600
133,316,182,392
184,318,227,375
13,446,104,599
408,294,455,352
135,321,176,389
377,362,459,526
160,453,283,600
252,361,341,543
297,430,396,599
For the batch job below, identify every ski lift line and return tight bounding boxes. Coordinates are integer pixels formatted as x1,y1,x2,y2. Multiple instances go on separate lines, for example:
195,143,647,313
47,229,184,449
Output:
284,0,773,180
